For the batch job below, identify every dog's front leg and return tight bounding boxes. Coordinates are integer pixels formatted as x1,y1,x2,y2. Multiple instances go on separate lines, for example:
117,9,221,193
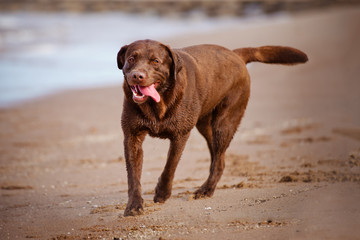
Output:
154,133,190,203
123,131,146,216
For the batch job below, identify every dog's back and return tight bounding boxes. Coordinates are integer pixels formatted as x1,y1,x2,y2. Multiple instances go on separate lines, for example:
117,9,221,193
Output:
175,44,250,116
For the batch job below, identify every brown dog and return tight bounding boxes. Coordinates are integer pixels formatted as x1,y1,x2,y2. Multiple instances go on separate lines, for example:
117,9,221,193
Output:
117,39,307,216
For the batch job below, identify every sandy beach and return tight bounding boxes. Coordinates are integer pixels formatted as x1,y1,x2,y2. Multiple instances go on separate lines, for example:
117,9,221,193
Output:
1,6,360,239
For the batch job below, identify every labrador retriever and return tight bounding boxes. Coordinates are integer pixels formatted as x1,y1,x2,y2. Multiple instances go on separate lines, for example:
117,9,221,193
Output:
117,39,308,216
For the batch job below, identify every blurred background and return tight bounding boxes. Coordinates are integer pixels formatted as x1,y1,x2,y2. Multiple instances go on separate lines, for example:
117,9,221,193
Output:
0,0,358,107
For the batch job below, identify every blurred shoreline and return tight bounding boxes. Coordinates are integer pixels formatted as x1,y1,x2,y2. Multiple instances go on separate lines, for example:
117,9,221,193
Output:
1,0,359,16
0,7,293,108
0,11,251,108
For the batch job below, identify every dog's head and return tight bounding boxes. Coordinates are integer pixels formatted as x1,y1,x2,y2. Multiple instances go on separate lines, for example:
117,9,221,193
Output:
117,40,182,104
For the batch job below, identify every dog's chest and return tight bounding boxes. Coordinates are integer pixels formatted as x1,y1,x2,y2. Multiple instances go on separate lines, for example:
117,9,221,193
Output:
131,100,198,138
141,116,192,138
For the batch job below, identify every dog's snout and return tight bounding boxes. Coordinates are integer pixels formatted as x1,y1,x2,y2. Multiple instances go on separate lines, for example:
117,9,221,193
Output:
131,71,146,82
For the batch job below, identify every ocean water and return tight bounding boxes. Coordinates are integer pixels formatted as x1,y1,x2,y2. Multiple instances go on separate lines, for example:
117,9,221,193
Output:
0,11,283,107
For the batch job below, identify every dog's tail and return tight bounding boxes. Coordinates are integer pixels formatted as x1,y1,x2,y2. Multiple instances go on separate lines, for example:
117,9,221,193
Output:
233,46,308,65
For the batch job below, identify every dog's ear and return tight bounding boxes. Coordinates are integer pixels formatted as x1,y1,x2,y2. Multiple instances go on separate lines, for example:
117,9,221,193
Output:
163,44,183,80
117,45,128,70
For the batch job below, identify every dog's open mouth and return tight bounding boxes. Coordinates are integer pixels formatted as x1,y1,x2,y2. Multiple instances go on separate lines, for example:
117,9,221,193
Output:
130,84,160,103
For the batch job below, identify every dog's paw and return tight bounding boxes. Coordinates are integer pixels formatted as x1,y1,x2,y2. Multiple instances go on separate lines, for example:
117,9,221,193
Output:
124,201,144,217
153,194,167,203
154,185,171,203
194,187,214,199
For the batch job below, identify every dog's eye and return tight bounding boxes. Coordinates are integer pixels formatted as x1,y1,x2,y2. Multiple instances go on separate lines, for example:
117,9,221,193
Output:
127,57,135,63
153,59,160,64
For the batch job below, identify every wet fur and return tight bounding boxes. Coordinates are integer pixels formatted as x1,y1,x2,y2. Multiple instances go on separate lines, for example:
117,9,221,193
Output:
117,39,308,216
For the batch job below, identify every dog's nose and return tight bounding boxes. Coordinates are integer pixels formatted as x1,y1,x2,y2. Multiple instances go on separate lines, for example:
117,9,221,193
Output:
131,71,146,82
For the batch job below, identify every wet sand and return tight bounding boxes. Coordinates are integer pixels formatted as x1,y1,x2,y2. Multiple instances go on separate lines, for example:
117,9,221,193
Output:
1,6,360,239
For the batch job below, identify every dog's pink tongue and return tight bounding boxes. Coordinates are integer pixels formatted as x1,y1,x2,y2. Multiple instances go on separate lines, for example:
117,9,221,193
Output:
139,84,160,103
